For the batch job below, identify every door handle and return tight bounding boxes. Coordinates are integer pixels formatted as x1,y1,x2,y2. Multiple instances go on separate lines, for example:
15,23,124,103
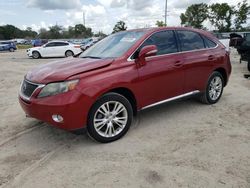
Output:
174,61,183,67
208,55,215,61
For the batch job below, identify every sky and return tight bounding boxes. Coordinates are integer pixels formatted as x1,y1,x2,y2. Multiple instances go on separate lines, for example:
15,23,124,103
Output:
0,0,247,34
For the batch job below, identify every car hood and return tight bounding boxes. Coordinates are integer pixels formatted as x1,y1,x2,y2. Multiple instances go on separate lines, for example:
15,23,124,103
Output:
30,46,42,51
26,57,113,84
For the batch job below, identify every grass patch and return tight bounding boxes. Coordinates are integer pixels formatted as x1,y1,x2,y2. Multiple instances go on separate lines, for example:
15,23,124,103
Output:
17,45,32,49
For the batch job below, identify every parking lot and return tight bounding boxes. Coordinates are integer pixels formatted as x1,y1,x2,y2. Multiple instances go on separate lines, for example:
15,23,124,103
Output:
0,49,250,187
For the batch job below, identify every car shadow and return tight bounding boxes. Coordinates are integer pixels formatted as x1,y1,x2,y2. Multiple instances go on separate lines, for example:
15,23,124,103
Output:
27,57,66,60
15,97,203,148
133,98,202,129
0,51,15,53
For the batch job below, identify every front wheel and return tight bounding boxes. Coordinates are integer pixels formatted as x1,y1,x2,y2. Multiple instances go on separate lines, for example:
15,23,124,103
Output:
199,71,224,104
87,93,133,143
32,51,40,59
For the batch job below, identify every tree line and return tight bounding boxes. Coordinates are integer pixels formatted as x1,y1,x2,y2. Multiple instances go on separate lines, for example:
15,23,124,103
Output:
0,21,129,40
180,0,250,32
38,24,94,39
0,25,37,40
1,1,249,40
0,24,108,40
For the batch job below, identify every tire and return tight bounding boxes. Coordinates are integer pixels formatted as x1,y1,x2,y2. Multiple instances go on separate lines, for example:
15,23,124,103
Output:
248,60,250,72
32,51,40,59
9,48,14,52
65,50,74,57
87,93,133,143
199,71,224,104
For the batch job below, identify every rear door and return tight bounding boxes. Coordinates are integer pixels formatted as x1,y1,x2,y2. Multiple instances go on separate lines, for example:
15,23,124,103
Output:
176,30,217,93
54,42,69,56
134,30,185,107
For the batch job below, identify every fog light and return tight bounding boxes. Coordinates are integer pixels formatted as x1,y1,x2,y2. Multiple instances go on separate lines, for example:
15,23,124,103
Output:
52,114,64,123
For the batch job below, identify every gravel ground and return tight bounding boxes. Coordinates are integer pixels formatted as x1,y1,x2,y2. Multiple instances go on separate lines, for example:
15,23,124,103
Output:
0,49,249,188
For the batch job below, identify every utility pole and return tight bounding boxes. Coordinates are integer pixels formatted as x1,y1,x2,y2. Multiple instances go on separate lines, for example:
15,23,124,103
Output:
83,12,85,26
164,0,167,26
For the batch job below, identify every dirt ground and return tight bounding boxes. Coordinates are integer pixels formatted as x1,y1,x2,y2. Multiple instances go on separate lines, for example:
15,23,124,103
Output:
0,49,249,188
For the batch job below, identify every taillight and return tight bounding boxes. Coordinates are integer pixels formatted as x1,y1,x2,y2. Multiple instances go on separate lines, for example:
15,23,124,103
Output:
74,45,80,48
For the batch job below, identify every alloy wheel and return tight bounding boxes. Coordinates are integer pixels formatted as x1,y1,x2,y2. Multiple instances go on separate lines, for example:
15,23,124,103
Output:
66,51,73,57
93,101,128,138
208,76,223,101
32,51,40,59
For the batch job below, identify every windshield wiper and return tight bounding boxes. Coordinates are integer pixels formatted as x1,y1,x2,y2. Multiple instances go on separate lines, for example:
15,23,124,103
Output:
81,56,101,59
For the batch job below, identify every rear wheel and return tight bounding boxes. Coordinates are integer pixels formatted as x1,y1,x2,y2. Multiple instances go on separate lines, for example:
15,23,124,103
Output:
247,60,250,72
199,71,224,104
65,50,74,57
87,93,133,143
32,51,40,59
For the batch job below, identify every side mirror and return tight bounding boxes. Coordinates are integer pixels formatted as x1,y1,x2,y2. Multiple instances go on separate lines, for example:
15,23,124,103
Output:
136,45,157,66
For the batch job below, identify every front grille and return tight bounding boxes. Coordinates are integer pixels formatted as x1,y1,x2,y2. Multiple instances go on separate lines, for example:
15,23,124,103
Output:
21,80,39,98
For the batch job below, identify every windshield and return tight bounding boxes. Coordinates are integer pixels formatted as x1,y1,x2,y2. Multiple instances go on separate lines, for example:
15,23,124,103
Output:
80,31,145,59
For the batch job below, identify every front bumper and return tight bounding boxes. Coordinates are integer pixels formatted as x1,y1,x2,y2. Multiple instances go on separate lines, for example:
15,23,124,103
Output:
19,89,94,131
27,50,32,57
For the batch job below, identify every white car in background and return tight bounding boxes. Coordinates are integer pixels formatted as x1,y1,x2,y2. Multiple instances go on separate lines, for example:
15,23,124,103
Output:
213,33,230,52
219,39,230,52
80,40,96,51
27,41,82,59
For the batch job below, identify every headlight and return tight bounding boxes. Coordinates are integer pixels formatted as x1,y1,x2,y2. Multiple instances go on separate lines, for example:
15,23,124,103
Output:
38,79,79,98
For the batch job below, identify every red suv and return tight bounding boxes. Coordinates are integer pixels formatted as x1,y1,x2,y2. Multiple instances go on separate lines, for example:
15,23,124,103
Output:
19,27,231,143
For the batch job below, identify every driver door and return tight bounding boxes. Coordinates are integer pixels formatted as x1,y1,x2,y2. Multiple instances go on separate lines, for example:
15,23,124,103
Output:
41,42,57,57
134,30,185,108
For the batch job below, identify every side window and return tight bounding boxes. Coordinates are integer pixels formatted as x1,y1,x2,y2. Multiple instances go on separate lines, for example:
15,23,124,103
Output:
177,30,205,51
132,30,178,59
55,42,69,46
203,37,217,48
45,42,56,47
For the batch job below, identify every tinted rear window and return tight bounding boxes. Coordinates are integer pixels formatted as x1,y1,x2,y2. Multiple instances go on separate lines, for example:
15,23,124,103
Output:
177,30,205,52
203,37,217,48
55,42,69,46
